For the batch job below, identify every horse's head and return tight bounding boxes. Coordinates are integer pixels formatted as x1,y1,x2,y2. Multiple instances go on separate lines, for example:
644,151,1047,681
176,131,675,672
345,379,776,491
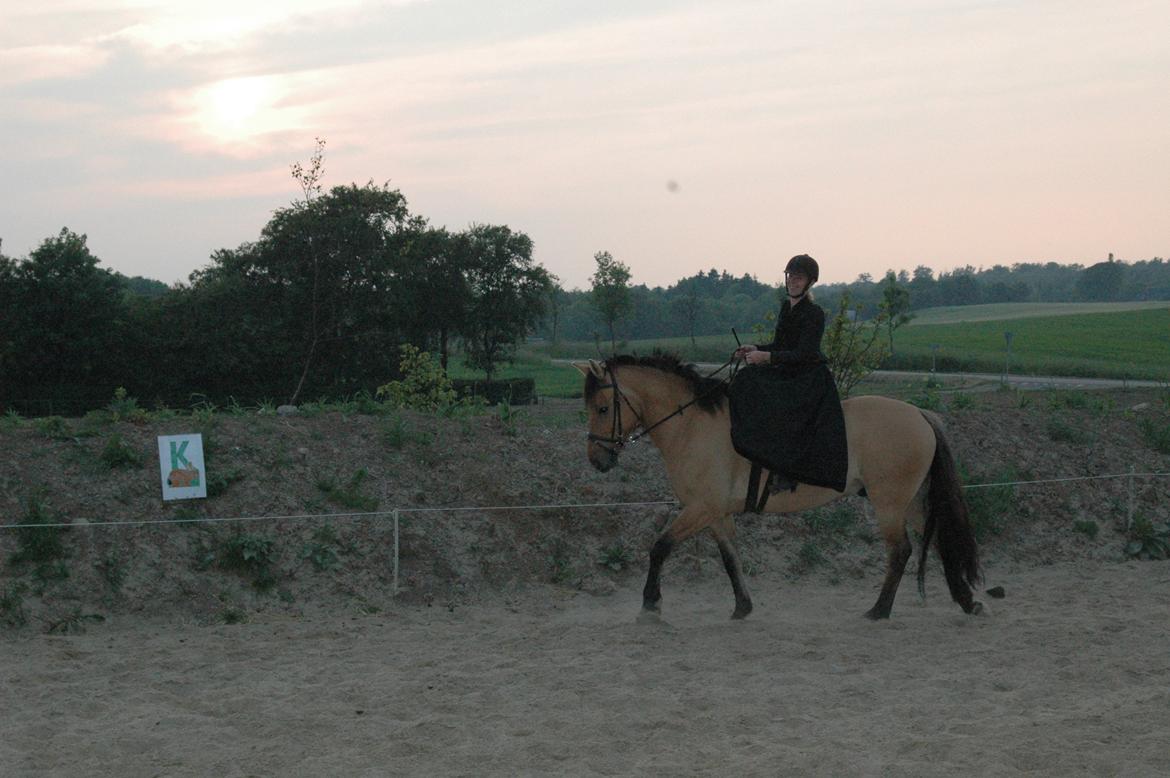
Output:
572,359,643,472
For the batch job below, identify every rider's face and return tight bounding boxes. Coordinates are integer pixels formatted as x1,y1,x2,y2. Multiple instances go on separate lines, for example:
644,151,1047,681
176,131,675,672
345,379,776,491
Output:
785,272,809,297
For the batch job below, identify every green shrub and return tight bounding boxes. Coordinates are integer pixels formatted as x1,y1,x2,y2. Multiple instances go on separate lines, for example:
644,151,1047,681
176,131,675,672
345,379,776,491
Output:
961,464,1022,542
219,533,278,590
100,433,143,469
949,393,976,411
1046,416,1091,445
34,416,72,440
1072,519,1099,540
377,344,458,411
1125,516,1170,560
316,469,379,511
301,524,343,572
0,583,28,627
107,387,148,423
8,493,70,584
598,544,632,572
1138,418,1170,454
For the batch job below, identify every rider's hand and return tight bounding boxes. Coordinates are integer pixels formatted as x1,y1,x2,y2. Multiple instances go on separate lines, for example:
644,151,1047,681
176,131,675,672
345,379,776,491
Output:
743,349,769,366
734,344,758,359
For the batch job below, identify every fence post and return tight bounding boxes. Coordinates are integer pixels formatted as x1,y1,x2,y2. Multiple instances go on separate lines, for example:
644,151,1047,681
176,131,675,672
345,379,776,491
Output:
1126,466,1136,531
393,509,400,596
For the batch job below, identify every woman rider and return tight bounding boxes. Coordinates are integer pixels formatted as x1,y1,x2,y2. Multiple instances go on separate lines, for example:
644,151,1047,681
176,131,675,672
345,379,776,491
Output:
734,254,825,368
728,254,847,502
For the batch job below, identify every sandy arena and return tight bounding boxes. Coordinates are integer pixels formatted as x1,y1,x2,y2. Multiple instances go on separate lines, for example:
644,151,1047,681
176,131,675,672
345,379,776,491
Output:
4,560,1168,776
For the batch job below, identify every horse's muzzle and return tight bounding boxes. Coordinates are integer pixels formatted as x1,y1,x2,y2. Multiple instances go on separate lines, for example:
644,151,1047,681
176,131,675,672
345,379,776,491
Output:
588,442,619,472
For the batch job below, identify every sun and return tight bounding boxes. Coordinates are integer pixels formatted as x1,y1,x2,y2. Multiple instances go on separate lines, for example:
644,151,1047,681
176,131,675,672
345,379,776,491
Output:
194,76,274,141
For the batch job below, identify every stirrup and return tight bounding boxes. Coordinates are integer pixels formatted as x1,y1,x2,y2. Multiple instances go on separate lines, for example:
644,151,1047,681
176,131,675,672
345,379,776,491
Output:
767,471,797,494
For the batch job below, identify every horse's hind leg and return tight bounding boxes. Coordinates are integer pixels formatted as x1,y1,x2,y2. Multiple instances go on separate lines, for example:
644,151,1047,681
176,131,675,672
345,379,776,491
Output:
864,523,913,620
711,515,752,620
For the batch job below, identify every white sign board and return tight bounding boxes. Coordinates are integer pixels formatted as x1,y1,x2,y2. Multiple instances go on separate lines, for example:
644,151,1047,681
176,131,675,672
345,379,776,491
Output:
158,434,207,500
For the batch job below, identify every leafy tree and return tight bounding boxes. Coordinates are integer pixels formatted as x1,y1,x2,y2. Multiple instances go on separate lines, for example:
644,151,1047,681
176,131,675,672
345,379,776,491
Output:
823,291,891,398
0,229,128,414
590,250,631,352
880,271,914,354
458,224,551,381
1076,255,1126,302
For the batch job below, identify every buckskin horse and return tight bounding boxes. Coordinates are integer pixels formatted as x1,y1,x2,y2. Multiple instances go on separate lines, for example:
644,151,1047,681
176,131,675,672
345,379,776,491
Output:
573,354,983,621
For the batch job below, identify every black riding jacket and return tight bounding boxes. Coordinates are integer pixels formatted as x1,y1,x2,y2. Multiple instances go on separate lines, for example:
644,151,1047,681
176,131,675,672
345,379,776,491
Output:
758,297,827,365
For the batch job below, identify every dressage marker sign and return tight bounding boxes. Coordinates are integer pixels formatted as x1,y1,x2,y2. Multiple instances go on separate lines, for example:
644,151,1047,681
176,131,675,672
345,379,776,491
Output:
158,434,207,500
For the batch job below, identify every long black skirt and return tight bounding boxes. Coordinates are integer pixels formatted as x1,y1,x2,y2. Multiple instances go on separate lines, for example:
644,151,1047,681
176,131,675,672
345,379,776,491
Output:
727,362,848,493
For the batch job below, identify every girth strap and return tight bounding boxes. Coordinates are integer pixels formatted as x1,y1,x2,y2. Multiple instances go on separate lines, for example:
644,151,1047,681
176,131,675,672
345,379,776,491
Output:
744,462,772,514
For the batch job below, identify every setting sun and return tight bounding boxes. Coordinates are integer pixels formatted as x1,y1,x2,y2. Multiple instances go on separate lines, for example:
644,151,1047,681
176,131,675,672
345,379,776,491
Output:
199,77,269,138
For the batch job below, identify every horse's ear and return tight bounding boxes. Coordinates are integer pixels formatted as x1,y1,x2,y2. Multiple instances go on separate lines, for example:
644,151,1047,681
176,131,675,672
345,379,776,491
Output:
587,359,606,378
570,361,592,377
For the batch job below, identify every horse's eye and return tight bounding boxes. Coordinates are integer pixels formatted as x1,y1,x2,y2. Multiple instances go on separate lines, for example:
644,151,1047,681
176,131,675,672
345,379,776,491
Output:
598,406,609,415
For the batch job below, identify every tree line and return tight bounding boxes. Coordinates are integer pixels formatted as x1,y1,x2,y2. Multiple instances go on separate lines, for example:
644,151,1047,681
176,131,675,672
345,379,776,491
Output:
1,145,552,415
541,253,1170,344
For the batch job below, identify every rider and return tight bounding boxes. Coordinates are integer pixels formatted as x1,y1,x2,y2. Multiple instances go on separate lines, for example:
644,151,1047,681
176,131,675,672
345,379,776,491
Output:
730,254,840,498
734,254,826,368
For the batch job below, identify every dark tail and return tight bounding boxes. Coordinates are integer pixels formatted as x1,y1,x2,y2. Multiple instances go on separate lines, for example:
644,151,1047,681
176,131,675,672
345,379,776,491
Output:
917,413,982,613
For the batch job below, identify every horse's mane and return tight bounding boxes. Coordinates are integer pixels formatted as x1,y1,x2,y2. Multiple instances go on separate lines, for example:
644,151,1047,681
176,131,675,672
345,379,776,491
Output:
584,352,727,412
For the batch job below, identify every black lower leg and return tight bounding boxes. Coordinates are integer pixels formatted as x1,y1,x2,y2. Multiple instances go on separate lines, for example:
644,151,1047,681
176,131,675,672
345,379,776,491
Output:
717,541,753,619
642,536,673,611
865,534,913,620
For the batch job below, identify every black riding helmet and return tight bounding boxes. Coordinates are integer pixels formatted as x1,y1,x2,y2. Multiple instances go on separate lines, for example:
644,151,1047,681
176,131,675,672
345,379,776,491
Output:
784,254,819,285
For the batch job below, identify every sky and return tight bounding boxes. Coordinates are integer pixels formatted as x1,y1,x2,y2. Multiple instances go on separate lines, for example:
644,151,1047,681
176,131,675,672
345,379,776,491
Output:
2,0,1168,290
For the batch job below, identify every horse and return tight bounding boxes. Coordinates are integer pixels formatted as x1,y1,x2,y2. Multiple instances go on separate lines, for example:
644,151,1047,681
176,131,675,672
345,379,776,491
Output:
573,354,983,621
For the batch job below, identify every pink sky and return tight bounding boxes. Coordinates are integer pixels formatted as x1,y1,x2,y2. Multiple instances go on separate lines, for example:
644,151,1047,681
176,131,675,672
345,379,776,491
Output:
2,0,1167,289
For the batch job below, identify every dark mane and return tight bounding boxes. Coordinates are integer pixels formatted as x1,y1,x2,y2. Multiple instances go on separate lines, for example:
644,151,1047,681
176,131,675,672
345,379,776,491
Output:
583,352,727,412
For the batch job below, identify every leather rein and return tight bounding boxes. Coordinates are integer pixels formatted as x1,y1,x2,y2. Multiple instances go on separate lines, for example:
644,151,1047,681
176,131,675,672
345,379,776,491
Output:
586,358,736,455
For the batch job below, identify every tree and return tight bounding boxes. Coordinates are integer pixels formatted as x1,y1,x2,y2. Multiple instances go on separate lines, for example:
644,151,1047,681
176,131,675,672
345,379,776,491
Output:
1076,255,1126,302
823,291,891,398
590,250,631,352
0,228,128,414
193,180,415,404
880,271,914,354
458,224,551,382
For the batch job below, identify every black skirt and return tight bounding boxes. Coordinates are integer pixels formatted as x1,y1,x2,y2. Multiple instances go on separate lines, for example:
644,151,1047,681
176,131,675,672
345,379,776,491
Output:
727,362,848,493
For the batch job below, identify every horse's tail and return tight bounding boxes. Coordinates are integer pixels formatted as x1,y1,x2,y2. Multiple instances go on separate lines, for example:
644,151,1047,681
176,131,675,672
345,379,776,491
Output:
917,411,982,612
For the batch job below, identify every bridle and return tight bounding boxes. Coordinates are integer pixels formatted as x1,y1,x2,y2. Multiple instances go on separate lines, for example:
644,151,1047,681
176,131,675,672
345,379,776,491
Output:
586,358,736,456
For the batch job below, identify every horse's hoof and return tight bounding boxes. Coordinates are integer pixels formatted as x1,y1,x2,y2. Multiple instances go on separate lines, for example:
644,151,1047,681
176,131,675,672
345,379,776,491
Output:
863,608,890,621
731,605,752,620
636,609,667,626
970,601,985,616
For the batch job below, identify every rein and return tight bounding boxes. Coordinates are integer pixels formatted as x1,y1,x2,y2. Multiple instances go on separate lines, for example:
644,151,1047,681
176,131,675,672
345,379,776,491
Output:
588,357,737,453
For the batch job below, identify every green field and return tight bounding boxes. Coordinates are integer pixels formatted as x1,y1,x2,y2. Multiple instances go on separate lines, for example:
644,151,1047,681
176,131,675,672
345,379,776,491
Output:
889,307,1170,380
907,301,1170,325
527,305,1170,389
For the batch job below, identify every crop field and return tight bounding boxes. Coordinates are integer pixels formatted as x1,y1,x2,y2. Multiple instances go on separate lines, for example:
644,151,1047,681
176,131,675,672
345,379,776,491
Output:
531,304,1170,384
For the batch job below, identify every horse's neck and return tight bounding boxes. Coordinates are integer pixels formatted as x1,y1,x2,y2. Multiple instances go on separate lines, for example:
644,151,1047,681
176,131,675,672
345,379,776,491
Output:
623,367,719,447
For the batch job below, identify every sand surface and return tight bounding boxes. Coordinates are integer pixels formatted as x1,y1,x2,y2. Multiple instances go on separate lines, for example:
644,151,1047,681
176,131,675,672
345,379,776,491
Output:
3,561,1169,777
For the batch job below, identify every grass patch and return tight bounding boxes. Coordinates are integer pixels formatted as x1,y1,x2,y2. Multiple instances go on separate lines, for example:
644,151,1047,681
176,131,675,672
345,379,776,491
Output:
8,493,70,585
316,469,379,511
1138,418,1170,454
1125,515,1170,560
1046,416,1092,445
218,533,278,590
962,464,1023,542
99,433,143,469
1072,519,1099,540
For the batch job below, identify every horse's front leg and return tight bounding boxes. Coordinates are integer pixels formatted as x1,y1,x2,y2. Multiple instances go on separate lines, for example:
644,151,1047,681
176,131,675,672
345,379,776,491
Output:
641,504,718,616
